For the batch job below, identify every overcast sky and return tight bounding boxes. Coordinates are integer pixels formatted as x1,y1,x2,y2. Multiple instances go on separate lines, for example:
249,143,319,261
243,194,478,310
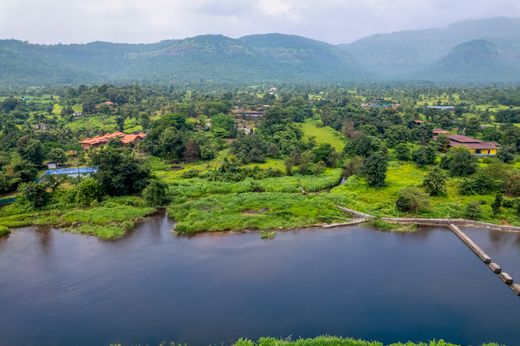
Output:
1,0,520,44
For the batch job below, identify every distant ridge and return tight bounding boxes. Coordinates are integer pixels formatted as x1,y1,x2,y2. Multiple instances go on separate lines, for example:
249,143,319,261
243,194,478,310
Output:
1,17,520,85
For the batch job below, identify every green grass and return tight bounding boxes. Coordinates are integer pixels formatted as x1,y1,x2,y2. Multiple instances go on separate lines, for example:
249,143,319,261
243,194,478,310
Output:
330,161,520,226
169,192,350,234
233,336,492,346
0,225,10,237
301,119,346,151
167,169,343,198
0,196,156,240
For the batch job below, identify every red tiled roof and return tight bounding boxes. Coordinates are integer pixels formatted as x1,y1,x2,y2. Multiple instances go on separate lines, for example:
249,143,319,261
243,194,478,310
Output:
80,132,145,147
447,134,481,143
449,140,499,150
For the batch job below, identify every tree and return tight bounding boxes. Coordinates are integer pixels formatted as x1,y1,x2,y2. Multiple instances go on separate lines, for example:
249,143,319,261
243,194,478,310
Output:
423,167,447,196
497,145,515,163
75,178,104,206
395,143,411,161
313,143,337,167
142,180,168,207
506,173,520,197
440,147,477,177
116,116,125,132
436,135,450,152
412,145,436,166
347,134,384,158
492,193,503,216
91,147,150,196
19,182,50,210
48,148,67,167
396,187,430,213
211,114,237,138
361,151,388,188
16,136,44,165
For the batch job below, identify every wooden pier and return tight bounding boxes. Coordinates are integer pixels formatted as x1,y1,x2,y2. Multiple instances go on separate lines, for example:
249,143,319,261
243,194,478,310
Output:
449,224,518,297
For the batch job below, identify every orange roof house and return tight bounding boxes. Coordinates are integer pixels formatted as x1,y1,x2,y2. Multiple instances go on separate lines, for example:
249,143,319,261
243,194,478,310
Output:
80,132,146,150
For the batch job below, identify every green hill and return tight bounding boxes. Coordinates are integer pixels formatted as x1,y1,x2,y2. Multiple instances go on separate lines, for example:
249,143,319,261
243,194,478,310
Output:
0,34,367,86
415,39,519,82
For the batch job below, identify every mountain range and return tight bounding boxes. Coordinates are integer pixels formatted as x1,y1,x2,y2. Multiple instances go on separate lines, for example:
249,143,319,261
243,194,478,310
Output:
1,17,520,85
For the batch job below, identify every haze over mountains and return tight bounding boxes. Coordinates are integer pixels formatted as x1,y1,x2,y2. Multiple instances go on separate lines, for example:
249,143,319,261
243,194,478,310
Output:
1,17,520,85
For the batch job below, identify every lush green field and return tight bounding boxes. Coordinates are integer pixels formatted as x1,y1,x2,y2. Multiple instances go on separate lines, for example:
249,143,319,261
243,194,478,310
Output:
233,336,496,346
301,118,346,151
169,192,350,234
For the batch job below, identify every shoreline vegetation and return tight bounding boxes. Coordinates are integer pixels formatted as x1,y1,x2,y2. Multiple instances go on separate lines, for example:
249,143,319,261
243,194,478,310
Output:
110,336,500,346
1,85,520,240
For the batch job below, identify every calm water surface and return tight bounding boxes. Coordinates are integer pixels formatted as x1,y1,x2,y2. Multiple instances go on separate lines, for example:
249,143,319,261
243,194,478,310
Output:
0,216,519,346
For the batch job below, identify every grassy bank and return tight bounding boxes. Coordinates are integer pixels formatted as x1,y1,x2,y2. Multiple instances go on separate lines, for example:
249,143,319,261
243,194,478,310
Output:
0,196,156,240
331,162,520,226
169,192,350,234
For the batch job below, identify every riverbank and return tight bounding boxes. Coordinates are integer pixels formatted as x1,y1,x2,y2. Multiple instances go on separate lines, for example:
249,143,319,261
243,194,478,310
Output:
233,336,498,346
0,196,156,240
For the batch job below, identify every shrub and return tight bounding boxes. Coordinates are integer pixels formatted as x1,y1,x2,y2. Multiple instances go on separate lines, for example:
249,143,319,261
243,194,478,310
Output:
412,145,436,166
75,178,104,206
465,201,482,220
422,167,447,196
440,147,477,177
395,143,412,161
0,225,10,237
396,187,430,213
459,172,499,195
142,180,168,207
18,182,50,210
506,172,520,197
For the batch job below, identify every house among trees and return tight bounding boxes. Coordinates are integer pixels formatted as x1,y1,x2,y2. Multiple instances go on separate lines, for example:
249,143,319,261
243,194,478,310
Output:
80,131,146,150
439,134,499,155
231,107,265,119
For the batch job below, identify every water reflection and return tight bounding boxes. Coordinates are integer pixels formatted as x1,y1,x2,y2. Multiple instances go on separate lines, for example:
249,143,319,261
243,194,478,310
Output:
0,217,519,346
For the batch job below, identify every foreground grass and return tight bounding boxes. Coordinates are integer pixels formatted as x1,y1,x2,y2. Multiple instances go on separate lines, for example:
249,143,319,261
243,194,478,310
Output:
169,192,350,234
234,336,496,346
0,196,156,240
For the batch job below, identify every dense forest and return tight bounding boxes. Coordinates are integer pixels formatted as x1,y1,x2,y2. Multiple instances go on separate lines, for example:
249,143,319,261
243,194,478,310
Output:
1,83,520,238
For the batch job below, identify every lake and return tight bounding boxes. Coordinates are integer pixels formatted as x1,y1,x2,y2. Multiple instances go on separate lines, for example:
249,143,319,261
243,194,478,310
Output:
0,215,519,346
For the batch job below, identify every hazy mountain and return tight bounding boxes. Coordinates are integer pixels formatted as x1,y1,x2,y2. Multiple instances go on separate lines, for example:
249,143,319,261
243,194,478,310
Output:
341,17,520,80
0,34,367,85
415,40,519,82
1,17,520,85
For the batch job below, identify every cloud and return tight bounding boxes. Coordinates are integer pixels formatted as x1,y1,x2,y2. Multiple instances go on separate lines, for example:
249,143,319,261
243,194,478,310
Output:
0,0,519,44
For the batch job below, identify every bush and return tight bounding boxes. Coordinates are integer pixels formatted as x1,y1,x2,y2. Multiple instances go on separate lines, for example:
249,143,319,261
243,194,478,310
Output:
459,172,499,195
396,187,430,213
506,172,520,197
0,225,10,237
440,147,477,177
423,167,447,196
465,201,482,220
395,143,412,161
412,145,436,166
142,180,168,207
18,182,50,210
75,178,104,206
